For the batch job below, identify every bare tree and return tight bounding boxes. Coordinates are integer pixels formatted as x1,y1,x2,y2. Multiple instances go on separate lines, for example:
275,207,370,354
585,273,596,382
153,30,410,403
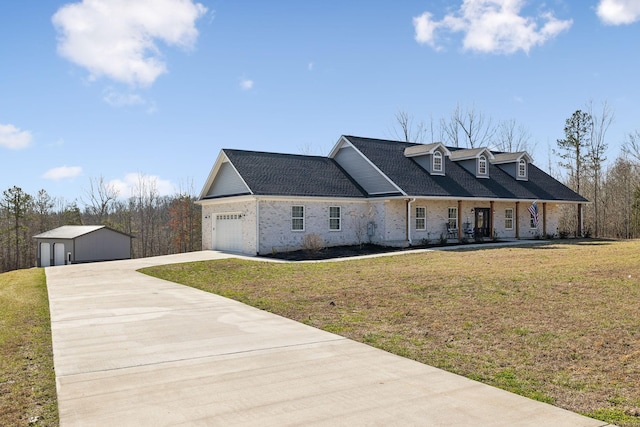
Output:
440,113,461,147
586,100,613,237
392,110,427,143
441,103,496,148
82,175,119,224
495,119,535,154
622,130,640,165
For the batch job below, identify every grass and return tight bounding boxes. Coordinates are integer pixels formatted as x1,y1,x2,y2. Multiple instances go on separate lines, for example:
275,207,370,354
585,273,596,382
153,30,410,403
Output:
0,268,58,426
142,240,640,427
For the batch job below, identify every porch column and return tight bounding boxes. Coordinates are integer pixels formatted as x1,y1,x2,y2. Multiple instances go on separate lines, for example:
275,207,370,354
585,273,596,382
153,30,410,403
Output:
515,202,520,239
542,202,547,237
490,200,495,238
457,200,463,239
577,203,583,237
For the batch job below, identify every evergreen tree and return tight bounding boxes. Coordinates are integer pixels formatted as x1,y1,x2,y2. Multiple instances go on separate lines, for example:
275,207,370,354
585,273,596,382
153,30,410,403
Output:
556,110,593,194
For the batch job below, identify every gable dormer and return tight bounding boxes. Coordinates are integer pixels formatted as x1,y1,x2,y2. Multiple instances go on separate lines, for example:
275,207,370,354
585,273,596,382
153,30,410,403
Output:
491,152,533,181
404,142,451,176
449,147,494,179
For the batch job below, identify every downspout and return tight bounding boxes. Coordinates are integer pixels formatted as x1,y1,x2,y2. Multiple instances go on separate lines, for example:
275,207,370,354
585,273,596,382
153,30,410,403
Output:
407,198,416,245
255,198,260,255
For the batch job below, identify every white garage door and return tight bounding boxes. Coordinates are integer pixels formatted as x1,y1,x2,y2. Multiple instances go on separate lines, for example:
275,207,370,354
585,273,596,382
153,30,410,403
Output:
214,213,243,252
54,243,66,266
40,243,51,267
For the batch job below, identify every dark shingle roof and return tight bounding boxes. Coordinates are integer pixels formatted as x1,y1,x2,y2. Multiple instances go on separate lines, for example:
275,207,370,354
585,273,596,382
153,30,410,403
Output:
223,149,367,198
344,135,587,202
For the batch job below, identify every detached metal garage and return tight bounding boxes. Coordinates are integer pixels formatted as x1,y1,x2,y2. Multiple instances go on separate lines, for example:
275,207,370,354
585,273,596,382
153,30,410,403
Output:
34,225,133,267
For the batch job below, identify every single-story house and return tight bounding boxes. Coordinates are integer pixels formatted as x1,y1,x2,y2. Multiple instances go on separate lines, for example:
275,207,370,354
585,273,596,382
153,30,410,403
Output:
197,135,587,255
34,225,132,267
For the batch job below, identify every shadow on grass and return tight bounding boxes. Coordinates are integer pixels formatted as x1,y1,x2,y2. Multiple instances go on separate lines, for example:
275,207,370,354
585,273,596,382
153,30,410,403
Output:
261,238,618,261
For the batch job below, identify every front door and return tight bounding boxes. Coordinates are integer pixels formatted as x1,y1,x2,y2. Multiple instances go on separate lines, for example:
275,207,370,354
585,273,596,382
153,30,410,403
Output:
475,208,491,238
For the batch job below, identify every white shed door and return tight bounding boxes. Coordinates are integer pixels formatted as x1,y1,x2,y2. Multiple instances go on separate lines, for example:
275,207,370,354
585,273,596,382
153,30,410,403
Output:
40,243,51,267
54,243,65,266
214,213,243,252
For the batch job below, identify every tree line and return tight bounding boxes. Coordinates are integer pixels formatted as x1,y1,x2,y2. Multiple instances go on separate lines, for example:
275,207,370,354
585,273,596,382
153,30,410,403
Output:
393,101,640,239
0,175,201,273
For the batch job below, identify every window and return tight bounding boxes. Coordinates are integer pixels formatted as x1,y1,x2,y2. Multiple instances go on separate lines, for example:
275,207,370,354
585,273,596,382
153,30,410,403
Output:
530,212,537,229
518,159,527,178
448,207,458,229
433,151,443,172
505,208,514,230
478,155,487,175
329,206,341,231
291,206,304,231
415,206,426,230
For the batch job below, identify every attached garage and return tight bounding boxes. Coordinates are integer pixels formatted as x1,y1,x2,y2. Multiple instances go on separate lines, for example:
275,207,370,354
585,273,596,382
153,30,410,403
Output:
34,225,133,267
213,213,243,252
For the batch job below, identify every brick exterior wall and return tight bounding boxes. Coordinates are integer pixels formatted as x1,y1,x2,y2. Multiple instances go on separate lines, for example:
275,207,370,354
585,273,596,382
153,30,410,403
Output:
200,198,257,254
201,197,564,255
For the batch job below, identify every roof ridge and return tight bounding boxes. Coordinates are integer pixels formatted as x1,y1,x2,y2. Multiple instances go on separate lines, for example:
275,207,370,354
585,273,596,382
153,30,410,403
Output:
224,148,327,159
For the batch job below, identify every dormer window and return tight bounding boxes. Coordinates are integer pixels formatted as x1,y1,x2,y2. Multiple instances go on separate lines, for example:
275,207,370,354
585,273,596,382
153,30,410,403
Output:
404,143,450,176
433,151,443,172
518,159,526,178
478,155,487,175
490,151,531,181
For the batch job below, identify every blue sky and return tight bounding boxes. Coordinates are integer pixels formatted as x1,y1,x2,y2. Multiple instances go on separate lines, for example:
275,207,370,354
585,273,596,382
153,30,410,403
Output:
1,0,639,203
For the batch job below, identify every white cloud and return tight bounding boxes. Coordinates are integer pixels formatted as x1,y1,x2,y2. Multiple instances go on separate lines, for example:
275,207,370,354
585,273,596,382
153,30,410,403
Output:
103,88,145,107
42,166,83,180
52,0,207,87
0,123,33,149
413,0,573,54
597,0,640,25
108,173,175,198
240,78,254,90
308,62,314,71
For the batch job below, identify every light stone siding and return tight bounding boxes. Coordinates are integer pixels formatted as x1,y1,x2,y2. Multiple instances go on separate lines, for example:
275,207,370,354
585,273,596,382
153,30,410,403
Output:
493,202,517,239
258,200,374,254
382,200,408,246
543,203,560,237
517,202,560,239
200,199,257,254
201,197,568,255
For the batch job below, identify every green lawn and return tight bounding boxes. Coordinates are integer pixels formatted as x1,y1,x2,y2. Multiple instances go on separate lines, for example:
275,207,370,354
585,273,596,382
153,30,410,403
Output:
0,268,58,427
142,240,640,427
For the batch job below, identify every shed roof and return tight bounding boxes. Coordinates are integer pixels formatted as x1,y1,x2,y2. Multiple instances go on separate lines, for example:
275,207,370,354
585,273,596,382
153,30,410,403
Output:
33,225,132,239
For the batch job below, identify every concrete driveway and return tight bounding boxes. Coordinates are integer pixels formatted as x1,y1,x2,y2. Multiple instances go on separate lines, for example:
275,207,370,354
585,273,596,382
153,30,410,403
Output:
46,251,610,426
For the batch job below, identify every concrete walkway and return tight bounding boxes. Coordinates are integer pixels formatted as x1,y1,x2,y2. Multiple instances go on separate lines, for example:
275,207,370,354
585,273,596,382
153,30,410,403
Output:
46,251,610,426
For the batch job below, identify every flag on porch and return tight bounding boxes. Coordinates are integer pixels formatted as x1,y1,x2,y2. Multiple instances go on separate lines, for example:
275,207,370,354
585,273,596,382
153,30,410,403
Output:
528,201,539,227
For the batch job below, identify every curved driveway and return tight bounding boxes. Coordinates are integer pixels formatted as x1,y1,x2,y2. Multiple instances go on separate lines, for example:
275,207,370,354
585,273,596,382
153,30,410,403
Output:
46,251,609,426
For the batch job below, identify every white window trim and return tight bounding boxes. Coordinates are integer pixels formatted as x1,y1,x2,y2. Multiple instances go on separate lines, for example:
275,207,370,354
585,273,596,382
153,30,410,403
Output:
505,208,514,230
518,159,527,178
291,205,305,231
530,212,537,229
415,206,426,230
448,207,458,230
478,155,488,176
433,151,443,173
329,206,341,231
